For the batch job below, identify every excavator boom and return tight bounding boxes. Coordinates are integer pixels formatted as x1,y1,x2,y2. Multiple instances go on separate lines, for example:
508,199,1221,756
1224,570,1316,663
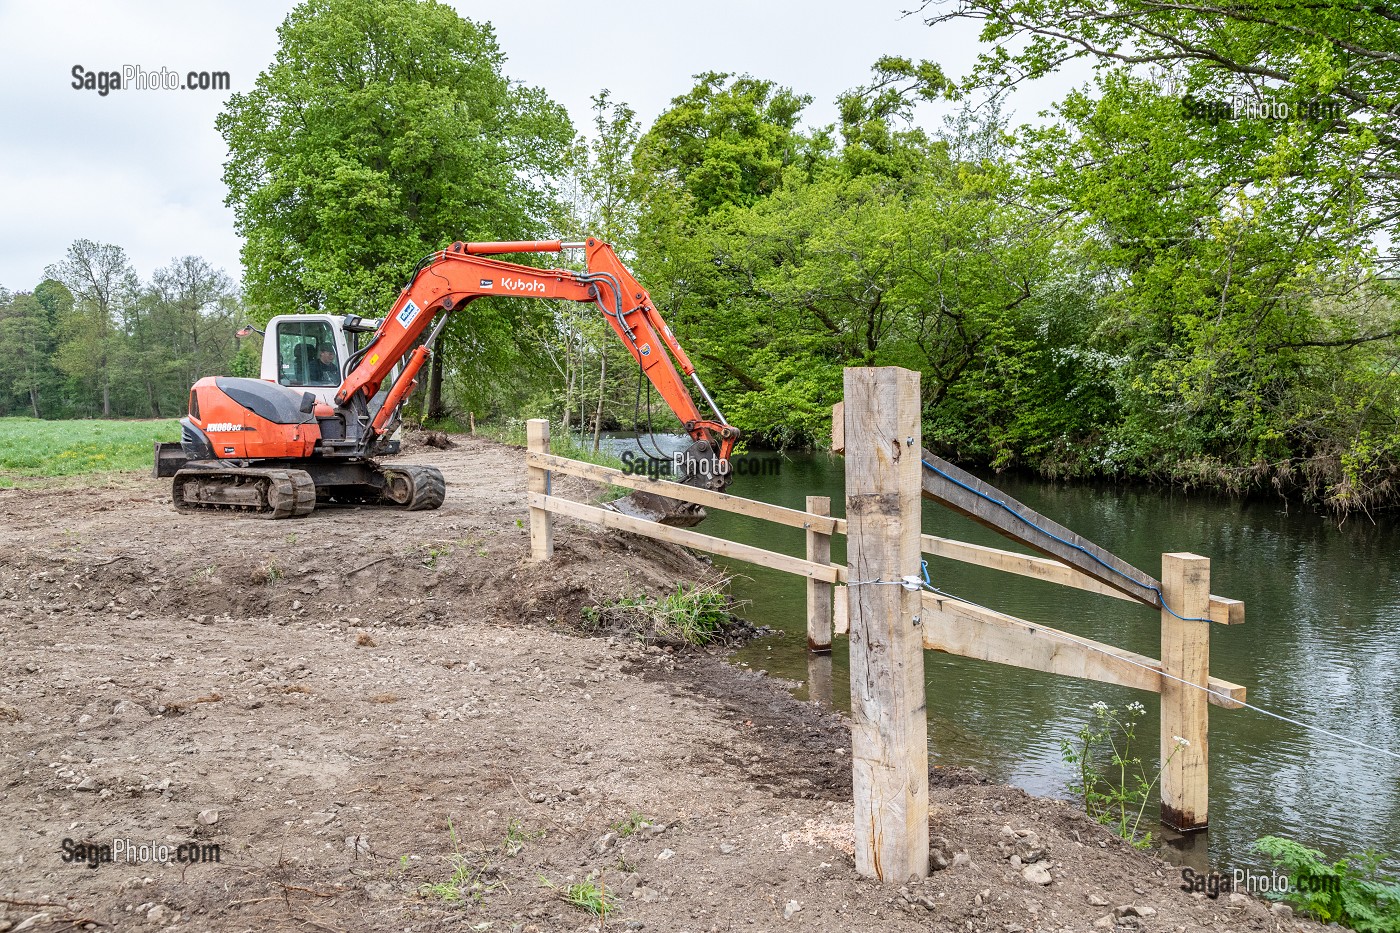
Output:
339,238,735,460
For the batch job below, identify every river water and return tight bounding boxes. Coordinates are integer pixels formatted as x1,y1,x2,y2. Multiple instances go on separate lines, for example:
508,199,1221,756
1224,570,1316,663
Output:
597,435,1400,871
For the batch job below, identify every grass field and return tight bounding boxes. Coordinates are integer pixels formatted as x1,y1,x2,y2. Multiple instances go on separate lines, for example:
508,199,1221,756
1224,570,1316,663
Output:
0,417,182,487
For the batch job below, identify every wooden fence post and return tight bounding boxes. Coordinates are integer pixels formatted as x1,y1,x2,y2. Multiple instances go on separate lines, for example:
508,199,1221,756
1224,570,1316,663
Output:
844,367,929,882
806,495,833,652
527,419,553,562
1160,552,1210,831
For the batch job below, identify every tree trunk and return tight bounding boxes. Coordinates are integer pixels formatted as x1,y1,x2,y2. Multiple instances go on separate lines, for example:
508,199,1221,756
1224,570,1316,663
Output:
29,385,40,419
147,379,161,418
592,349,607,452
102,380,110,418
426,354,445,422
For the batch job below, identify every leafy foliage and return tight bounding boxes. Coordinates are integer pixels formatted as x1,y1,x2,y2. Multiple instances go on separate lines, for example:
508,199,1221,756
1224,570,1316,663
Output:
218,0,575,425
1254,836,1400,932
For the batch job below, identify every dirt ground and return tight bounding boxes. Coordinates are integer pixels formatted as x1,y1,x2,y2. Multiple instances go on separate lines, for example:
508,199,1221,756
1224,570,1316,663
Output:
0,431,1325,933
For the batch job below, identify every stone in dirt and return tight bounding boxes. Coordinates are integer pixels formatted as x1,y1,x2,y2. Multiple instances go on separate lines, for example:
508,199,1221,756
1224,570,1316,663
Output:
1021,862,1053,885
783,900,802,920
197,809,218,825
593,831,616,854
1088,893,1110,907
930,834,954,870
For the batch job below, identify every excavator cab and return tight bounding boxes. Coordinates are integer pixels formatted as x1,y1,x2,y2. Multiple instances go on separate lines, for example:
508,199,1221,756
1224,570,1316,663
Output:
263,314,401,451
268,316,353,402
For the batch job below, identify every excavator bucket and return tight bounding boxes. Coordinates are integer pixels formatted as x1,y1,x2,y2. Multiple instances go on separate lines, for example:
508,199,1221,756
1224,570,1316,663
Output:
604,438,728,528
608,489,708,528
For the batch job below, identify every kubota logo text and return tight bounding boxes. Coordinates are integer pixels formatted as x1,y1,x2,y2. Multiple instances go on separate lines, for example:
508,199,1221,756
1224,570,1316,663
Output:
500,277,545,293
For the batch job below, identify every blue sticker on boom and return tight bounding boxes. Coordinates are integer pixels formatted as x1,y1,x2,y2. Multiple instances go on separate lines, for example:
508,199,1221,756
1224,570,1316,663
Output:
396,300,420,327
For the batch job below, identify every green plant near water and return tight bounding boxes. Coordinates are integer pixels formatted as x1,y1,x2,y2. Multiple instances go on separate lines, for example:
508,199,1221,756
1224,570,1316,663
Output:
582,579,736,646
1060,701,1187,849
1253,836,1400,932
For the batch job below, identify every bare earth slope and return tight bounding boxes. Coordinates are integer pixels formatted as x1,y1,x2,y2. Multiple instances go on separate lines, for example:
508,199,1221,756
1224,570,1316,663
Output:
0,434,1315,932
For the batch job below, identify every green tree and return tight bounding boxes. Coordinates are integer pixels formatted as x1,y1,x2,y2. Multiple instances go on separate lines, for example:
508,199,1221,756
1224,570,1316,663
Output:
152,256,239,393
218,0,575,321
45,239,136,417
921,0,1400,247
635,72,812,217
0,292,54,417
555,91,647,446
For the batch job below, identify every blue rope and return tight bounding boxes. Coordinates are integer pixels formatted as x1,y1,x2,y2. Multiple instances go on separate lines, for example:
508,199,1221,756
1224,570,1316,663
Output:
921,459,1213,624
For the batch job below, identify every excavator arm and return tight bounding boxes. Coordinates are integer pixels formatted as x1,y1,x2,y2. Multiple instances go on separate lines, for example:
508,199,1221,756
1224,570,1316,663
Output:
337,237,740,521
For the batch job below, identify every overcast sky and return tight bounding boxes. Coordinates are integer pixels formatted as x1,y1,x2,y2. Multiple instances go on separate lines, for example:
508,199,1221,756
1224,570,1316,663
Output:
0,0,1080,293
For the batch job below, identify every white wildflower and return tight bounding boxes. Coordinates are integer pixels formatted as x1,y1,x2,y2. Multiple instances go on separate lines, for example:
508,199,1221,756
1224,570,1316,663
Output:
1127,701,1147,715
1091,701,1109,712
1173,736,1191,747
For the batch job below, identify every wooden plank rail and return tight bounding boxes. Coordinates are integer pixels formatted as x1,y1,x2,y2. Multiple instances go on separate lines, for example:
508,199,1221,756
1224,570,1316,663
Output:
916,590,1245,709
918,448,1164,607
529,492,844,583
829,584,1244,708
920,533,1244,625
833,403,1243,625
525,451,841,534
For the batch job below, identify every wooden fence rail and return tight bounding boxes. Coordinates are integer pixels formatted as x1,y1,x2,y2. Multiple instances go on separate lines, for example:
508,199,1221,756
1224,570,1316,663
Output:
523,367,1245,881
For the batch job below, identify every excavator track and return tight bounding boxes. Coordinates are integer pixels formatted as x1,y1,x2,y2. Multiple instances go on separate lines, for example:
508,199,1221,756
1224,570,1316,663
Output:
172,467,317,519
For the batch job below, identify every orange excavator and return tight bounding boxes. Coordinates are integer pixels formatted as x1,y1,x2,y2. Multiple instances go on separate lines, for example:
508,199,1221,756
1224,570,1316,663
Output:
163,238,740,524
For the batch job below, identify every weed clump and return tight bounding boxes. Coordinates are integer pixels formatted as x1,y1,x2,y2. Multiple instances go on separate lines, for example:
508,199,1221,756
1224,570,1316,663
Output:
580,578,747,647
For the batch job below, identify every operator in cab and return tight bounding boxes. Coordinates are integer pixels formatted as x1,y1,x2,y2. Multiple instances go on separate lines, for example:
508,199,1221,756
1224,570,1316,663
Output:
307,344,340,385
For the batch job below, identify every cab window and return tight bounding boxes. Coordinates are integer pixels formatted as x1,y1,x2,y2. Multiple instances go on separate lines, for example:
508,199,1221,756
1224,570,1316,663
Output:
276,321,339,387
